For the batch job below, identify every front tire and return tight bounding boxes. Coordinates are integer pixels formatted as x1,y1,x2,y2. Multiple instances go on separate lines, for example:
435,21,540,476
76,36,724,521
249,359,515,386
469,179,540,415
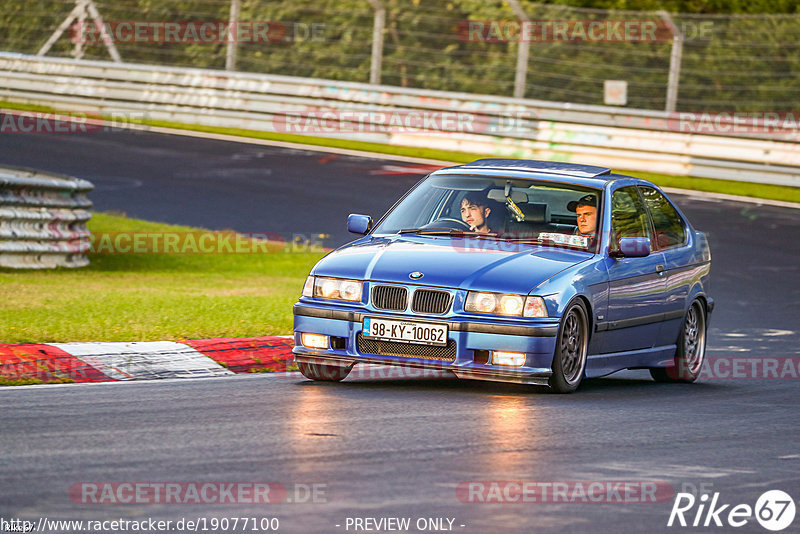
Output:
650,299,707,383
549,300,589,393
297,361,353,382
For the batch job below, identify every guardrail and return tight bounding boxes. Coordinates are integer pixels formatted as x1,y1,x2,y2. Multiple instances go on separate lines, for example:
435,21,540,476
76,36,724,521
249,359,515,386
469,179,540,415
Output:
0,166,93,269
0,52,798,187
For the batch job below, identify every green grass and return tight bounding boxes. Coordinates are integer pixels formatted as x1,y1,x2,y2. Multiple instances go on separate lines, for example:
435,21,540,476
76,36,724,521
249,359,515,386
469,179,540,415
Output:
0,213,324,343
3,99,799,204
0,377,57,386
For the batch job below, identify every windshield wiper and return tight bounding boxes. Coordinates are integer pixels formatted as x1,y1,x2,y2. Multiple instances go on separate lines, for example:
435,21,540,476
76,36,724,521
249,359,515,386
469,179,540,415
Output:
502,235,591,250
501,236,545,243
399,228,498,237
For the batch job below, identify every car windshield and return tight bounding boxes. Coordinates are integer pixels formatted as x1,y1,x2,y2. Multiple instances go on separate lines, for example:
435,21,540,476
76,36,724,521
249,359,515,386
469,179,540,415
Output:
373,174,602,251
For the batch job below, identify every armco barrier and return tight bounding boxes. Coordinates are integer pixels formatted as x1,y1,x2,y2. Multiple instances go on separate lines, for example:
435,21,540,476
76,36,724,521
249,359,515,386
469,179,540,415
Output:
0,166,93,269
0,52,798,186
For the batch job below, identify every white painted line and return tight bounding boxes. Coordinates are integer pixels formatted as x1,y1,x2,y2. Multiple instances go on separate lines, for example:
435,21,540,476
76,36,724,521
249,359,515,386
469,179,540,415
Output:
661,187,800,209
49,341,234,380
8,107,796,209
146,125,800,210
144,125,456,166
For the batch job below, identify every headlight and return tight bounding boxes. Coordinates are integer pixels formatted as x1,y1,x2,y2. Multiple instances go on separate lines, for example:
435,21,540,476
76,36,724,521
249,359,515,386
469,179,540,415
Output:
523,296,548,318
492,351,526,366
499,295,524,316
339,280,362,301
302,275,314,297
467,292,497,313
465,292,548,318
300,333,329,349
312,276,363,302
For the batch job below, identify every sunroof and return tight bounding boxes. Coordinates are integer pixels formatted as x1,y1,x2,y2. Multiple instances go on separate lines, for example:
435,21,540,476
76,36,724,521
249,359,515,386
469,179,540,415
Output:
459,159,612,178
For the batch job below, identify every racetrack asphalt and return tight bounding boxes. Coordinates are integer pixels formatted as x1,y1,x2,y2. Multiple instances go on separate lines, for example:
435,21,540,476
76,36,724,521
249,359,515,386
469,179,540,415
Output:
1,128,799,533
0,127,424,247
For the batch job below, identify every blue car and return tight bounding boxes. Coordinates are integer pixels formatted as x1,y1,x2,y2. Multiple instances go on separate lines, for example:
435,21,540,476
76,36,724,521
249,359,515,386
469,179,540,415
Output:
293,159,713,392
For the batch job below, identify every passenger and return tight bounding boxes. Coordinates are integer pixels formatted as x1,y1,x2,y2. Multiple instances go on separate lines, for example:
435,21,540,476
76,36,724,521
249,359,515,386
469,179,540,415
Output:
460,192,494,233
567,194,598,239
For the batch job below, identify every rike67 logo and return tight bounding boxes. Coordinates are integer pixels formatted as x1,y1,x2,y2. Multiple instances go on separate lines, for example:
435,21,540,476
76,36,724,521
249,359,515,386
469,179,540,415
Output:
668,490,796,531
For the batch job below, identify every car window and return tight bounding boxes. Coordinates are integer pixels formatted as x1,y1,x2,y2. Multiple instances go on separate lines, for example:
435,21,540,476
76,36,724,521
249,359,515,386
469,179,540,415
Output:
639,187,687,249
610,186,652,252
379,185,452,230
371,174,602,251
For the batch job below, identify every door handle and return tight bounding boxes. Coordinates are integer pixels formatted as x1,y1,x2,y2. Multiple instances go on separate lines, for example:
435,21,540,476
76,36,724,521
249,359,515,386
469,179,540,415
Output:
655,264,665,275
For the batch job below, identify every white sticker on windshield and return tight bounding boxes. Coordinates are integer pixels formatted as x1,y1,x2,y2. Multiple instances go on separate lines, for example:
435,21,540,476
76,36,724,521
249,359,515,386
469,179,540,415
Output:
538,233,589,248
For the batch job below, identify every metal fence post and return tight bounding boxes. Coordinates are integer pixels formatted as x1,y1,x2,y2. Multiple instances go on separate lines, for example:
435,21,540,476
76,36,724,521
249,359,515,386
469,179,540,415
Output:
368,0,385,85
74,0,87,59
507,0,530,99
38,0,121,62
226,0,241,71
659,10,683,113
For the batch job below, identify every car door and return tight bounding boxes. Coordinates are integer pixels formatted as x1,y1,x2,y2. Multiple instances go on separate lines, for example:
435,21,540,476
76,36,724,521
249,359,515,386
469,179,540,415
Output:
600,186,666,355
639,186,692,348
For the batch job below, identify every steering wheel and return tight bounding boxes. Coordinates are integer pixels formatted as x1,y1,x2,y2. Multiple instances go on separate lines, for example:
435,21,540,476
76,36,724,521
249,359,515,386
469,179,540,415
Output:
420,217,472,231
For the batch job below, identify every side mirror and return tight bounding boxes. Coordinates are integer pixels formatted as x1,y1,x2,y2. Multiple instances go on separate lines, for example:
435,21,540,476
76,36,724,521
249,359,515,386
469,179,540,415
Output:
612,236,651,258
347,214,372,235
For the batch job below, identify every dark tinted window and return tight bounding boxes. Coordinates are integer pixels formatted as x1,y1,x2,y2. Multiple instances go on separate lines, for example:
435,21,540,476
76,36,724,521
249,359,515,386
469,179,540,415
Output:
640,187,687,249
611,186,652,252
372,174,601,251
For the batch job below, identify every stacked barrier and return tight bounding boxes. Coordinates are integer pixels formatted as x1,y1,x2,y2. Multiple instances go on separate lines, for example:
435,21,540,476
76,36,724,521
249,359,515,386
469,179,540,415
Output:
0,167,93,269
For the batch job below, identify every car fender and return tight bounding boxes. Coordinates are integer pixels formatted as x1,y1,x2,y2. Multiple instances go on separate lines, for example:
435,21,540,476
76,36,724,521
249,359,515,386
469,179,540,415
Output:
535,257,608,326
687,284,710,315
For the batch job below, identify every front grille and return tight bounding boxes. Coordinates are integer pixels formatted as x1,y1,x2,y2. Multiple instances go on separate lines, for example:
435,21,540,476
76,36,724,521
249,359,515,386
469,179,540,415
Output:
411,289,452,314
357,333,456,361
371,285,408,311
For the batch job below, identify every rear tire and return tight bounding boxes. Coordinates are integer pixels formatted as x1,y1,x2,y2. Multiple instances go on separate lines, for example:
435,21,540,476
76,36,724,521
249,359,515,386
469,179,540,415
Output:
650,299,707,383
549,300,589,393
297,361,353,382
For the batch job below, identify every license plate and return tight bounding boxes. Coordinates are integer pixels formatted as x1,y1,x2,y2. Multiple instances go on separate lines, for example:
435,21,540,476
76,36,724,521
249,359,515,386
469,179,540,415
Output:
362,317,448,346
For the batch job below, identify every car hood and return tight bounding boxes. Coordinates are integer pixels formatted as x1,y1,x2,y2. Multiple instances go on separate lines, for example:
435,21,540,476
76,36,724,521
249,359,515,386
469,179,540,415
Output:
313,235,592,294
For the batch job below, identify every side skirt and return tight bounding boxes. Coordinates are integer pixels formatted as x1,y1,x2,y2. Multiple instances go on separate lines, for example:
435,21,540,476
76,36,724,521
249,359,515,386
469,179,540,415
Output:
585,345,677,378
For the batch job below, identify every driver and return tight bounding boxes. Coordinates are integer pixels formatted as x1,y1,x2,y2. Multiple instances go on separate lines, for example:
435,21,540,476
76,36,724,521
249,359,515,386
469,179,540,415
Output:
460,192,493,233
567,194,598,239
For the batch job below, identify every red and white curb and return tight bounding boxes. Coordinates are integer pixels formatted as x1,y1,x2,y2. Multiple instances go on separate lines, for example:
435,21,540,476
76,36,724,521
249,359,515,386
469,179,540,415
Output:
0,336,295,384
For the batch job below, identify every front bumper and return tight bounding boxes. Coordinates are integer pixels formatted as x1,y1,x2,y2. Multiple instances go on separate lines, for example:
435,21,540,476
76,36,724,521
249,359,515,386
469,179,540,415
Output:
293,303,559,386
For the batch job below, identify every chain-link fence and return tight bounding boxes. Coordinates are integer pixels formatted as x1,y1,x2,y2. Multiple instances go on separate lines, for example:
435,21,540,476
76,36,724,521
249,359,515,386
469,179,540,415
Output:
2,0,799,112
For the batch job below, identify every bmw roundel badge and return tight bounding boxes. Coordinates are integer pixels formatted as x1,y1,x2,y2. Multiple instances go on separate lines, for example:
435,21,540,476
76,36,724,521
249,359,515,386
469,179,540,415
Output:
409,271,424,280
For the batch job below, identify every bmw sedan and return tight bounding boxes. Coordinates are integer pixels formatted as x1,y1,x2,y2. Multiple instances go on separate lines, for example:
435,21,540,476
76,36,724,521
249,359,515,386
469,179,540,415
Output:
292,159,713,392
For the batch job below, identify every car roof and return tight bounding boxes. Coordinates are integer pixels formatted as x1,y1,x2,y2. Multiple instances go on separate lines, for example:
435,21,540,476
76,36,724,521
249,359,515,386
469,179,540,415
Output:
432,158,640,189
